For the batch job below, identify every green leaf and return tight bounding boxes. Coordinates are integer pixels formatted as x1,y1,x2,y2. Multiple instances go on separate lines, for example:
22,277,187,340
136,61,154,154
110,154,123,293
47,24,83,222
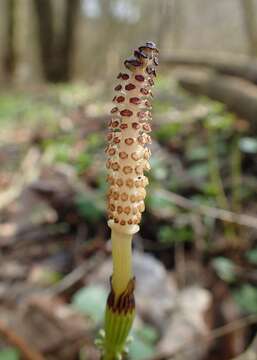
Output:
233,284,257,313
239,137,257,154
158,226,193,244
0,348,19,360
86,133,104,151
146,193,173,211
207,100,225,114
155,122,182,142
212,257,237,283
72,285,108,324
76,194,104,222
75,152,92,173
128,324,158,359
0,94,30,121
135,325,158,344
186,146,209,161
45,142,71,163
30,266,62,285
188,163,209,180
245,248,257,265
203,182,220,197
149,157,168,181
129,334,156,360
206,113,235,130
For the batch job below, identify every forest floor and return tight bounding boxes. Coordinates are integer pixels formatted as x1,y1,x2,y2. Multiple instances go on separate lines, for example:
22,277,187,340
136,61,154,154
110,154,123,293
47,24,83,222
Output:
0,73,257,360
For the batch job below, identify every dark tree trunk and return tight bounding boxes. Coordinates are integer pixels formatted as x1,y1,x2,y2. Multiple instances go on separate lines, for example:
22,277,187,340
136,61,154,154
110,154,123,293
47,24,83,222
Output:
240,0,257,57
33,0,54,81
3,0,16,79
59,0,80,81
33,0,80,82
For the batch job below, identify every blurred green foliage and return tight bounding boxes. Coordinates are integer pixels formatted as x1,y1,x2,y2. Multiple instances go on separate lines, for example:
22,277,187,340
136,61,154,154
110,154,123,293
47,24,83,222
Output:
0,348,19,360
212,257,237,283
72,285,108,324
155,122,182,142
158,225,193,244
129,325,158,360
246,248,257,265
234,284,257,314
239,137,257,154
0,84,93,129
76,193,105,223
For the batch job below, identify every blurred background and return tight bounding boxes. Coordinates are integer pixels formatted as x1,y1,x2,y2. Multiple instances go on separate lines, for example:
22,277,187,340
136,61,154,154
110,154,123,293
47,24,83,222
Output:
0,1,257,359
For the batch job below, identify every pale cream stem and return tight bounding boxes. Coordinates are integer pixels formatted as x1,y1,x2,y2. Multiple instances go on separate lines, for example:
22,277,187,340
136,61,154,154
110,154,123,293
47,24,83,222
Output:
111,229,133,297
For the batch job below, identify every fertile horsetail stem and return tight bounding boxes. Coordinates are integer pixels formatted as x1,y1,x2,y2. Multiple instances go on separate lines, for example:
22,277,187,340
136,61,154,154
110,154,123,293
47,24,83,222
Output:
98,42,159,360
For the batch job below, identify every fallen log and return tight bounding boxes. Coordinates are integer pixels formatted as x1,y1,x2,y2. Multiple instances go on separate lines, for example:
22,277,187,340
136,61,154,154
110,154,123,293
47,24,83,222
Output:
174,69,257,130
163,51,257,85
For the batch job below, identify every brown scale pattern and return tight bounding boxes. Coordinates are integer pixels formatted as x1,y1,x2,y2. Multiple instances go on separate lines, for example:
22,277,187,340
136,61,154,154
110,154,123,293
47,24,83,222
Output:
106,42,159,231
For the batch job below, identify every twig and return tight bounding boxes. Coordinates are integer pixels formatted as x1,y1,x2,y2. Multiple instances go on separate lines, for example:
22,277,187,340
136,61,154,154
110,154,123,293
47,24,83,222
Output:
156,189,257,230
149,314,257,360
0,319,46,360
207,314,257,343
